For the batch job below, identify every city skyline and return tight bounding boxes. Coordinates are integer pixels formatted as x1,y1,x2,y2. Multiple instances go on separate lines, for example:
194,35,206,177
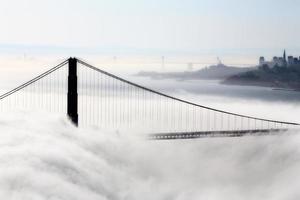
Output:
259,50,300,67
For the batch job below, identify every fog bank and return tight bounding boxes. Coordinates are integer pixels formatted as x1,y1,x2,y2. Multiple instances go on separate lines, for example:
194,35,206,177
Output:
0,112,299,200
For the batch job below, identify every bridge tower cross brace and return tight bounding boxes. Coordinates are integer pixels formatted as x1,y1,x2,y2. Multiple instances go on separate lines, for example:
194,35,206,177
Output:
67,57,78,126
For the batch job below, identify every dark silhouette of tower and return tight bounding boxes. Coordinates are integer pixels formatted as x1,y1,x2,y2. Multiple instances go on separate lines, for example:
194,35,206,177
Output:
283,50,286,62
67,57,78,126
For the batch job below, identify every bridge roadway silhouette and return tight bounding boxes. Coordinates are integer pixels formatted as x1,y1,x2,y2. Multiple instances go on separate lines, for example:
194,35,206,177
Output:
0,58,298,139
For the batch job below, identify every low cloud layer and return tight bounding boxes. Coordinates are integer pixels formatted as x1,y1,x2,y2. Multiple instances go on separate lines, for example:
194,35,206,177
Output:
0,111,299,200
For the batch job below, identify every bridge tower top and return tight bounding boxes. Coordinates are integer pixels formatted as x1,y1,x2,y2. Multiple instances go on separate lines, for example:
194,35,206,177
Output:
67,57,78,126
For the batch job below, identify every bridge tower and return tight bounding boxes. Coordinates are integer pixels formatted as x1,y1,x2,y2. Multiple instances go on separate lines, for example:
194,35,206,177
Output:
67,57,78,126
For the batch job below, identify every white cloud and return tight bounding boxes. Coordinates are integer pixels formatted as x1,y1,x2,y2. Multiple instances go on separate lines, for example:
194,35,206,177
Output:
0,111,299,199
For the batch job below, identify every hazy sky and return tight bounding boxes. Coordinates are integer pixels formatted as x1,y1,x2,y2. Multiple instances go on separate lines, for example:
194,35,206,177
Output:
0,0,300,55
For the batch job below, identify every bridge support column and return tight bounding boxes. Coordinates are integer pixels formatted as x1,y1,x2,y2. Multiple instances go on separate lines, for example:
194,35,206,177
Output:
67,57,78,126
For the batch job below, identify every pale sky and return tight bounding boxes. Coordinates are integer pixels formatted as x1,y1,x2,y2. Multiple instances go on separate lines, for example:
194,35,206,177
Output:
0,0,300,55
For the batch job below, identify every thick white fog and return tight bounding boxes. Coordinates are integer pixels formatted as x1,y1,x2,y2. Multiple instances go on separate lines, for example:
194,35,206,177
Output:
1,58,300,200
0,111,300,200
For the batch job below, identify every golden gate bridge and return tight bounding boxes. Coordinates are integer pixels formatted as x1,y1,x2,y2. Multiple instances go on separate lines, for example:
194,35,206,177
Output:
0,58,298,139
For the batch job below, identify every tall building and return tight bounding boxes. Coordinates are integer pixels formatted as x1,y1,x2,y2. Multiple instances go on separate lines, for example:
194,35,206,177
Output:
258,50,300,67
288,56,294,65
259,57,265,65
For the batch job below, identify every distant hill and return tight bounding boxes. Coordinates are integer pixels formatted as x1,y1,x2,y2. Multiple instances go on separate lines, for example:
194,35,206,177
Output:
223,64,300,90
136,63,255,80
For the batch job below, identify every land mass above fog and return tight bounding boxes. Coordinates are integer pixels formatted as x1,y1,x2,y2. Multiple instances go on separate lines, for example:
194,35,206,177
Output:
136,63,255,80
136,63,300,91
223,63,300,91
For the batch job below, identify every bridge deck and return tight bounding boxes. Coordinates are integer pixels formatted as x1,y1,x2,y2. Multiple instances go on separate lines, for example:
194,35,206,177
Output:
148,129,289,140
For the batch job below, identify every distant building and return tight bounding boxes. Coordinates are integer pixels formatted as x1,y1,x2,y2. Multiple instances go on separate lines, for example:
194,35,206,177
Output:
259,57,265,65
288,56,294,65
272,56,285,66
258,50,299,67
278,58,285,66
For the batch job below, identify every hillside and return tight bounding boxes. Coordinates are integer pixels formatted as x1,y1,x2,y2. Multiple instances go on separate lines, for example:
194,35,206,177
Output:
136,63,255,80
223,64,300,90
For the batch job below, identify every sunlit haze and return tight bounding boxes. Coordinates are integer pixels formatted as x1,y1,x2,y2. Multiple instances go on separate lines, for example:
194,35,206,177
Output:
0,0,300,58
